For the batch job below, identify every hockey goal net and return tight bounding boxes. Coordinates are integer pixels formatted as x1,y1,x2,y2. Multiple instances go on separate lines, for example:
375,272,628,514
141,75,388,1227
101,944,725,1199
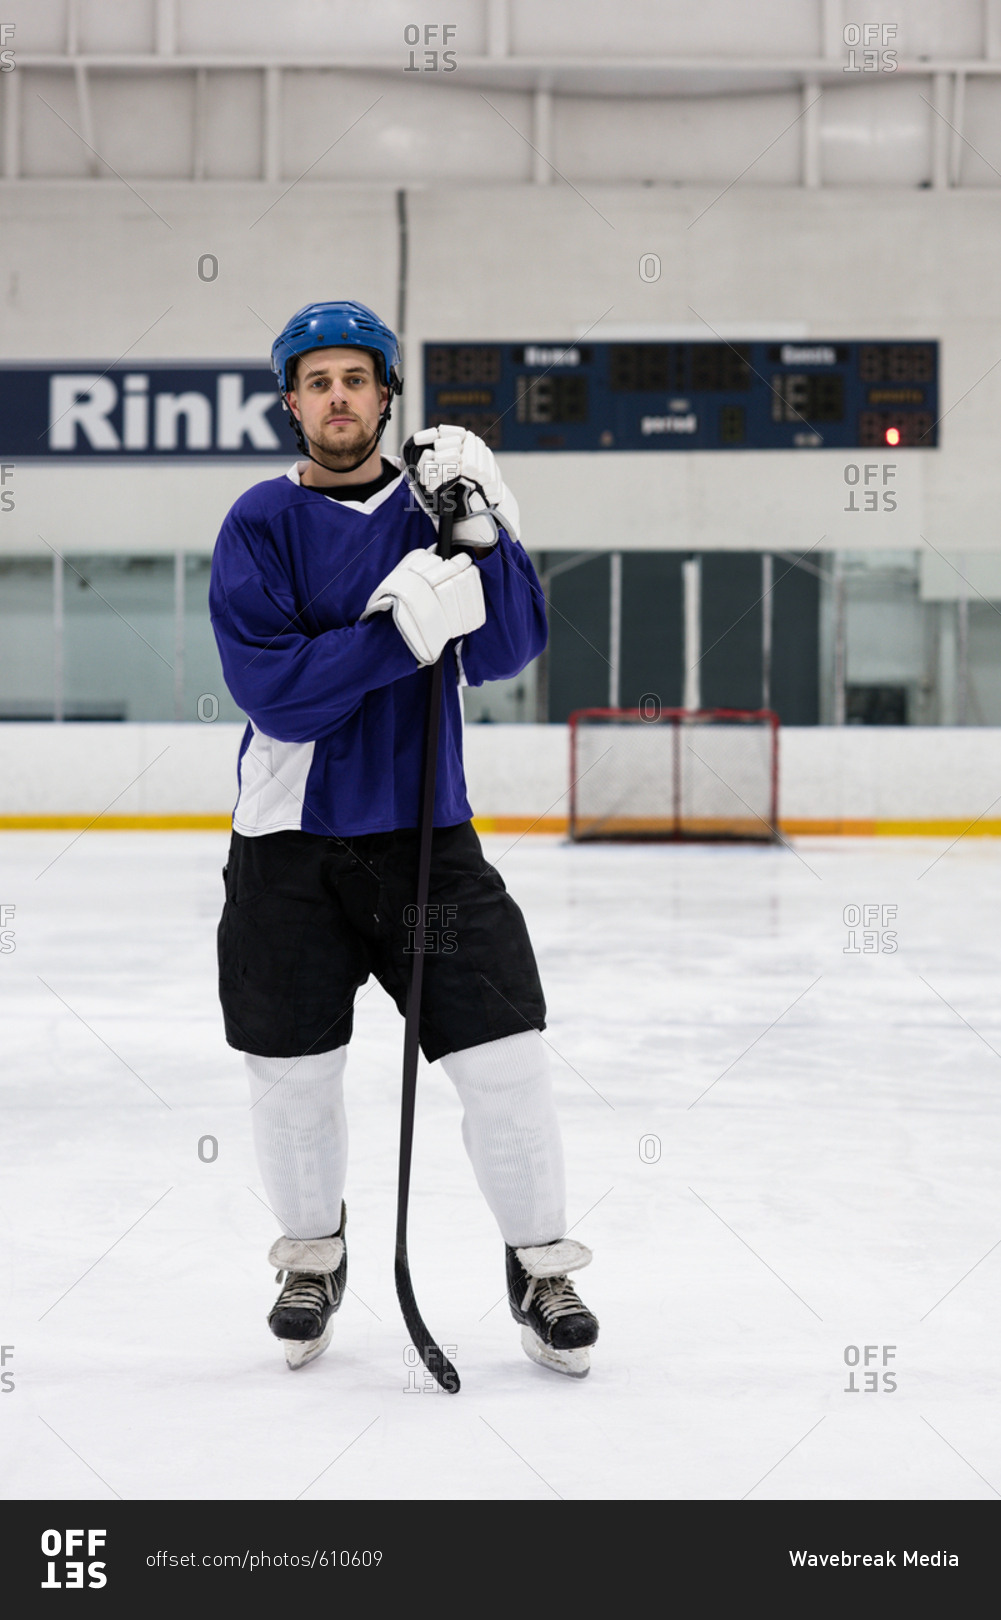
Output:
568,708,780,842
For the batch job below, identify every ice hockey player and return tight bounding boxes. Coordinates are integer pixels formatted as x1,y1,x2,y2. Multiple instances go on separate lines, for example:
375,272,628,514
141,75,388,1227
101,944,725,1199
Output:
209,300,599,1378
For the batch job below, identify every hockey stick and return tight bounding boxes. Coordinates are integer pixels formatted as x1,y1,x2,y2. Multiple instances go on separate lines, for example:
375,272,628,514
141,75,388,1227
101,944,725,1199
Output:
394,450,462,1394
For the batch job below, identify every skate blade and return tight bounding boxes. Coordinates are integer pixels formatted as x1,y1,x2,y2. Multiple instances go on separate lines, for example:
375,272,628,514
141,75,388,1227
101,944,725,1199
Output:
520,1325,590,1379
281,1320,334,1370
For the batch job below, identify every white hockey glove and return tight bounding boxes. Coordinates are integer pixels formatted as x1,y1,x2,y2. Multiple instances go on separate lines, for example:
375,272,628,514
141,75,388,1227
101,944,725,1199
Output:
361,545,486,666
409,423,521,549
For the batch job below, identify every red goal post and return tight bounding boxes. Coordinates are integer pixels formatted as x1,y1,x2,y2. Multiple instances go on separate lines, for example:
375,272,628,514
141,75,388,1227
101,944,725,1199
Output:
567,707,780,842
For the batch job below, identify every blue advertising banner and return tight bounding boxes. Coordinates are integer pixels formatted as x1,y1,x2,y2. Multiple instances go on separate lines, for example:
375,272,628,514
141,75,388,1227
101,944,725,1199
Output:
0,364,291,458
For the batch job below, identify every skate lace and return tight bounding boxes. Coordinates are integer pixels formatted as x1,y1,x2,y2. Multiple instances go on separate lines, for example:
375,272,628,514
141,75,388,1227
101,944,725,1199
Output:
274,1270,336,1312
520,1273,584,1322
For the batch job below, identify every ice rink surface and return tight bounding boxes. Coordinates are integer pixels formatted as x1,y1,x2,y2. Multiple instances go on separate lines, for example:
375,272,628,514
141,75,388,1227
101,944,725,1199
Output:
2,827,1000,1501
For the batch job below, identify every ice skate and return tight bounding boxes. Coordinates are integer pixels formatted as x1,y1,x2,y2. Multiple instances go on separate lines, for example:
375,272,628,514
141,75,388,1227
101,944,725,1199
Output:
506,1238,598,1378
267,1204,347,1370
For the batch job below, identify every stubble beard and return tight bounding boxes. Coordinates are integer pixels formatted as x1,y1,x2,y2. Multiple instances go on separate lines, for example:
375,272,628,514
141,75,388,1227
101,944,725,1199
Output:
307,414,377,468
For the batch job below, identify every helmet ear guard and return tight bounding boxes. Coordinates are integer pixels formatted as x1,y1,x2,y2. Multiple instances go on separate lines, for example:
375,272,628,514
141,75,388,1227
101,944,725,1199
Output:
280,390,310,457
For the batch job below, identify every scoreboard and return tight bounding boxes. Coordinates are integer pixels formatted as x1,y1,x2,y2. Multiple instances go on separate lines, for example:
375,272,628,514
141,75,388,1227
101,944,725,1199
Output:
422,341,939,451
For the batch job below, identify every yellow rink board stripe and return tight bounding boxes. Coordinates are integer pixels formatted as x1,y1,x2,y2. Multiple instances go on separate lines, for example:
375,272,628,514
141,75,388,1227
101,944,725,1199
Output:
781,818,1001,837
476,816,1001,837
4,813,1001,837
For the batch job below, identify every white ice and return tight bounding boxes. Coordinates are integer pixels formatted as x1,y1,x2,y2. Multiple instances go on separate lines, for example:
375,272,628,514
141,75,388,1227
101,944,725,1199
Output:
2,828,1001,1500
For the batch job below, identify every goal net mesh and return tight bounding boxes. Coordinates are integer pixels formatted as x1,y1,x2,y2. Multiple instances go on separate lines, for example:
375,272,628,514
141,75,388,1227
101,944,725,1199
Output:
568,708,779,842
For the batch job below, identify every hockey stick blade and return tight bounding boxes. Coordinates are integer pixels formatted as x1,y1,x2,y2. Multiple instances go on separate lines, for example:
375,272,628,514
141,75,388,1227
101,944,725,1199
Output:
395,1252,460,1393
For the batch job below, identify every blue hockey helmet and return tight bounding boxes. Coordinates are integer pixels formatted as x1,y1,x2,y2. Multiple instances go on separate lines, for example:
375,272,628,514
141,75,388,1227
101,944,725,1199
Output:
270,301,403,397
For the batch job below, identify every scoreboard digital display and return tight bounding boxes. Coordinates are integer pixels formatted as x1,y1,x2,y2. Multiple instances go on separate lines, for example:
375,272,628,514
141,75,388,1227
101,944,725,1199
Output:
422,341,939,451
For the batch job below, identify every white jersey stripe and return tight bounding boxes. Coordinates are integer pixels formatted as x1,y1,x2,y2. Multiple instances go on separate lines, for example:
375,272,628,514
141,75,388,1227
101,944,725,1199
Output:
233,723,315,836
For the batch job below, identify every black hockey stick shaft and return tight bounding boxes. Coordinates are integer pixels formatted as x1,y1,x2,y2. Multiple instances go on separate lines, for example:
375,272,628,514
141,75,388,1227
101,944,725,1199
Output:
395,480,461,1394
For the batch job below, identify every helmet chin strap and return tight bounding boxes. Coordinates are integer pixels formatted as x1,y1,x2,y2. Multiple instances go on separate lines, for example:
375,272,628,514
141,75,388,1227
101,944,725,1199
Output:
289,400,393,478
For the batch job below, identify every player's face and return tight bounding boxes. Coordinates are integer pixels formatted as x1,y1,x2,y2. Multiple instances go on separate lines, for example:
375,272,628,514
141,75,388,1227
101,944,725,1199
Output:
288,347,389,466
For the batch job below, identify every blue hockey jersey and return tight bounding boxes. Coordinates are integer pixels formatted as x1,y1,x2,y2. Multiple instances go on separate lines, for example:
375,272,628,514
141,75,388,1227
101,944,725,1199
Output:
209,459,547,837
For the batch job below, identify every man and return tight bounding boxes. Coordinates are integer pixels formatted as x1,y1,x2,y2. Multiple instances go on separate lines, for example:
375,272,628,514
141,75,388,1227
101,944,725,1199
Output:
209,300,598,1378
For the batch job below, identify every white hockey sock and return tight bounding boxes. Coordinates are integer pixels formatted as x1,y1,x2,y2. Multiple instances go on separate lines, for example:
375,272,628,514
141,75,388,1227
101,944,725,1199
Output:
245,1049,348,1242
439,1030,566,1248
